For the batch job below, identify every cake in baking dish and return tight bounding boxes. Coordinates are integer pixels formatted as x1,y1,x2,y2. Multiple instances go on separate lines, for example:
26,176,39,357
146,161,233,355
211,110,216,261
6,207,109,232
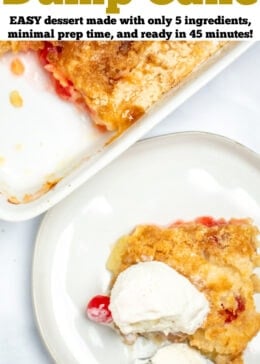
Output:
0,41,226,133
40,41,225,133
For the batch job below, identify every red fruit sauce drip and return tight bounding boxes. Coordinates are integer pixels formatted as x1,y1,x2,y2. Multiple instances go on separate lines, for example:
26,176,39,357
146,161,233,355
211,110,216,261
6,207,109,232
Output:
86,295,112,324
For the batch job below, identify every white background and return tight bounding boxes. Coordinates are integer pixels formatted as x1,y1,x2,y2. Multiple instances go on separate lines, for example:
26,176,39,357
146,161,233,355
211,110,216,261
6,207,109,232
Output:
0,41,260,363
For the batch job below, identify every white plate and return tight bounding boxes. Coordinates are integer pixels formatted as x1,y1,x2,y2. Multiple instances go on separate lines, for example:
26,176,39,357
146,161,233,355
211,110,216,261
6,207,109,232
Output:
32,132,260,364
0,42,254,221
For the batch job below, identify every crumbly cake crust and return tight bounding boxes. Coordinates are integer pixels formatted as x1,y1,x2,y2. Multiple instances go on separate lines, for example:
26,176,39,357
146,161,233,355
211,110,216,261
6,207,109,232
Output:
46,41,226,132
107,218,260,364
0,40,226,133
0,41,43,56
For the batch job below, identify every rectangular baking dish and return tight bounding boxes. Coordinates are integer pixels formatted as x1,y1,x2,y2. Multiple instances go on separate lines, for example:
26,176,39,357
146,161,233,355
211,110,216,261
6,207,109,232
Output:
0,41,254,221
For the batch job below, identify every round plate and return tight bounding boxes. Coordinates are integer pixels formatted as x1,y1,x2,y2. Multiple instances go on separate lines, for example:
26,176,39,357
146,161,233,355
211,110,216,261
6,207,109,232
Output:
33,132,260,364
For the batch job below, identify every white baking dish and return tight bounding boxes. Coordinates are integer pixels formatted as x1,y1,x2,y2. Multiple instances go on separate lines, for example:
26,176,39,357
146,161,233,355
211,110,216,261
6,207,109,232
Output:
0,41,254,221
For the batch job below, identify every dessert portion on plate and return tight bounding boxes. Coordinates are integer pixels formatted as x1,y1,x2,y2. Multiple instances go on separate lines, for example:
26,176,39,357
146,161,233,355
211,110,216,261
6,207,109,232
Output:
0,41,226,134
87,217,260,364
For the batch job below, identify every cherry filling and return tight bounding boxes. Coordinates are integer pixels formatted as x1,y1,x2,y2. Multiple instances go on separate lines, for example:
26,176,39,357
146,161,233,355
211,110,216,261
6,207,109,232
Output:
220,296,245,323
195,216,226,227
170,216,227,228
86,295,113,324
39,42,57,66
38,42,73,100
53,79,74,100
38,42,109,132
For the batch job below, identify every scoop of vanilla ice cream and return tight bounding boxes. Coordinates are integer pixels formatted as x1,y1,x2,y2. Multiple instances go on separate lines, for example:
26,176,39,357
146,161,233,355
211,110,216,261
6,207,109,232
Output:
151,343,211,364
109,261,209,336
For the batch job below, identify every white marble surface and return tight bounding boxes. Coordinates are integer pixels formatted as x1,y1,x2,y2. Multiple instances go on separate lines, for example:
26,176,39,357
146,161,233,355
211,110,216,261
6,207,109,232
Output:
0,42,260,364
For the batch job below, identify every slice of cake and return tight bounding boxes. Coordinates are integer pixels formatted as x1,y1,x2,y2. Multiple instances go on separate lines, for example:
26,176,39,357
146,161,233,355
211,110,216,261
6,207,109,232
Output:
87,217,260,364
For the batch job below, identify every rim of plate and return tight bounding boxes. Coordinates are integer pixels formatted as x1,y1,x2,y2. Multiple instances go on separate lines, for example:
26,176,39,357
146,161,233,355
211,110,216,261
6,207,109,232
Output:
32,130,260,364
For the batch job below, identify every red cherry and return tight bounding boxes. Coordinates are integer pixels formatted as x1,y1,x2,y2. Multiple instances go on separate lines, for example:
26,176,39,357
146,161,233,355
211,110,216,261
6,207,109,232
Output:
86,295,112,324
